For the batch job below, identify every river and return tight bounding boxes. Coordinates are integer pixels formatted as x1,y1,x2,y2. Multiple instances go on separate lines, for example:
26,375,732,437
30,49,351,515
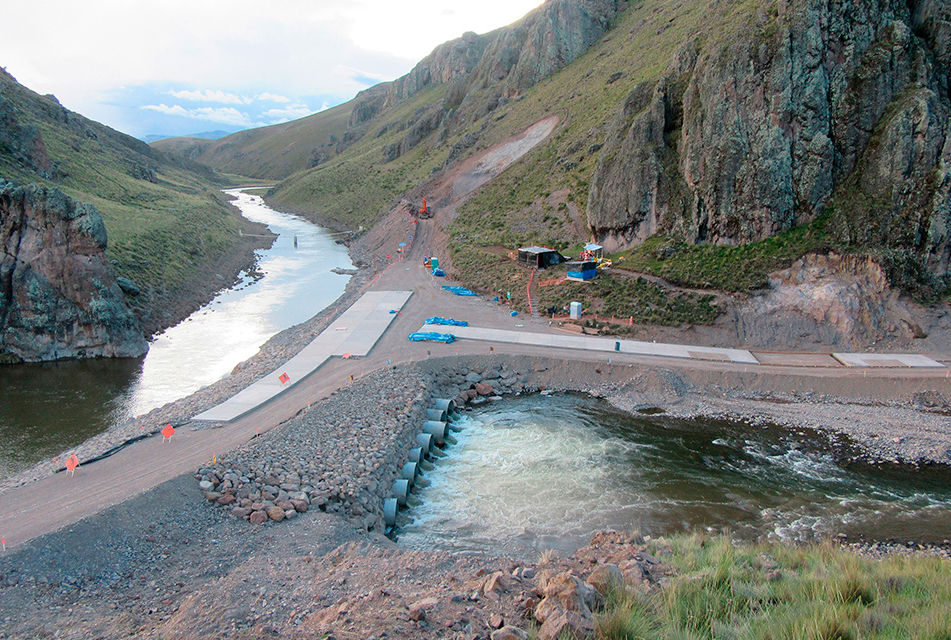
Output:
0,189,353,479
397,393,951,558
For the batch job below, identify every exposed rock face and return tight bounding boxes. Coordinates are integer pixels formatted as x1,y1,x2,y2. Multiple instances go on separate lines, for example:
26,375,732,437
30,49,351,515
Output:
384,31,490,108
735,252,925,347
464,0,620,99
0,180,147,362
0,93,59,181
372,0,619,162
588,0,951,276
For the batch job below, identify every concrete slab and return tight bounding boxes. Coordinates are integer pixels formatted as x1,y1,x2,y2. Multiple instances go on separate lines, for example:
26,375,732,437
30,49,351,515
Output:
193,291,412,422
832,353,945,368
752,352,842,367
420,323,759,365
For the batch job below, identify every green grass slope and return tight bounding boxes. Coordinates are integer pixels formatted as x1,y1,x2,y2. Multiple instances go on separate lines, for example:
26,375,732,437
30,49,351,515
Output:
598,534,951,640
152,100,355,181
0,68,262,335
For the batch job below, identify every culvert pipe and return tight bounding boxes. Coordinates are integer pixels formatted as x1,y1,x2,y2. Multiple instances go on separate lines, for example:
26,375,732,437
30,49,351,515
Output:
383,498,398,527
423,420,448,442
426,408,448,422
432,398,454,415
401,461,419,484
417,432,434,452
409,446,435,471
391,478,411,506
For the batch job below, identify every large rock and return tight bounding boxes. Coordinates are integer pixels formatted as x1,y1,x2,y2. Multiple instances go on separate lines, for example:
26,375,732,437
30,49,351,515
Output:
586,563,623,596
587,0,951,278
0,180,147,362
737,252,926,347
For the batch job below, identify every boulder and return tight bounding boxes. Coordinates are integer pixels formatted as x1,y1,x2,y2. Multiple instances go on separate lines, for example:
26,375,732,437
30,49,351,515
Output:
537,608,596,640
491,625,529,640
586,564,623,595
408,596,438,621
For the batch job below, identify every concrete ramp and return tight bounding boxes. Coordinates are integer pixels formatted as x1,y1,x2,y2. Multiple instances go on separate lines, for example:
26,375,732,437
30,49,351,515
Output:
193,291,412,422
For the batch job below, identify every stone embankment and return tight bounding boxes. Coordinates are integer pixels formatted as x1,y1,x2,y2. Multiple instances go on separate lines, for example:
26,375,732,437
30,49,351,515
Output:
197,351,951,532
199,360,531,530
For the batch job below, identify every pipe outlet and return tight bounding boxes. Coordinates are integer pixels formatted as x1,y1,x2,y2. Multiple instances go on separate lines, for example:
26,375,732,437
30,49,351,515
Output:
383,498,398,527
401,461,419,484
391,478,411,506
416,432,434,452
423,420,448,441
432,398,454,414
426,407,448,422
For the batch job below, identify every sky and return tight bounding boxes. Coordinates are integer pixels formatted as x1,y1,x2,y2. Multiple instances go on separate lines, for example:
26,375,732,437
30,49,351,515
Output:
2,0,543,140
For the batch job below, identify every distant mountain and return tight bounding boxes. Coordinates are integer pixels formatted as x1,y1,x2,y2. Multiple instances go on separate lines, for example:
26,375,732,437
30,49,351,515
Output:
144,130,235,143
0,67,266,346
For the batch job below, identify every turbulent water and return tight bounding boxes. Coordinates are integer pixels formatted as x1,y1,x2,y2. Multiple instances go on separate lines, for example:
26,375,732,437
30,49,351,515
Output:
0,189,352,479
397,393,951,558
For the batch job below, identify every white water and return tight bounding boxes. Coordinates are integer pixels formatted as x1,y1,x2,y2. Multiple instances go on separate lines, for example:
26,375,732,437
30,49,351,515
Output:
398,394,951,558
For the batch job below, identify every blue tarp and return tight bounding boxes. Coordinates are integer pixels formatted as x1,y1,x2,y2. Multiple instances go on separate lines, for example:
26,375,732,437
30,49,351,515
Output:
432,268,446,277
442,285,478,296
425,316,468,327
408,332,455,343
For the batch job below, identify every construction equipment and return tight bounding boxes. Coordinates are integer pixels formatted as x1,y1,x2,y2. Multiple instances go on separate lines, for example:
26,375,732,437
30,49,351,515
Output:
418,197,433,219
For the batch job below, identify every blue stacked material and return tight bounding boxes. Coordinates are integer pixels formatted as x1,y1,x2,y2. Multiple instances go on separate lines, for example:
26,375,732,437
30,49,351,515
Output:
567,269,597,281
432,268,446,277
425,316,468,327
441,285,478,296
408,332,455,343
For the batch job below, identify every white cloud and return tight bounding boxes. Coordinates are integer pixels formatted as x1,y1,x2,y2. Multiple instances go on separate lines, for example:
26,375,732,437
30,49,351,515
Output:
255,92,291,103
168,89,249,104
261,104,314,123
142,103,253,126
141,103,189,117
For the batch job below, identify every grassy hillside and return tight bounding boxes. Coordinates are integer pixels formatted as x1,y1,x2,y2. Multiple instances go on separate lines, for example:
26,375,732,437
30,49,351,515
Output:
267,85,453,230
152,100,354,181
0,69,263,334
155,0,948,322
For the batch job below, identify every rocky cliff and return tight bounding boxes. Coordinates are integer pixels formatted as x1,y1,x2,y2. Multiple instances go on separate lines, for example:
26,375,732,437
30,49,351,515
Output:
0,180,147,362
588,0,951,279
376,0,620,161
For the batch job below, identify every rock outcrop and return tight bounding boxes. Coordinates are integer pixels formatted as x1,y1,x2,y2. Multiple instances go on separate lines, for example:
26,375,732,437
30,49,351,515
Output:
372,0,620,162
0,180,147,362
588,0,951,278
735,252,926,347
